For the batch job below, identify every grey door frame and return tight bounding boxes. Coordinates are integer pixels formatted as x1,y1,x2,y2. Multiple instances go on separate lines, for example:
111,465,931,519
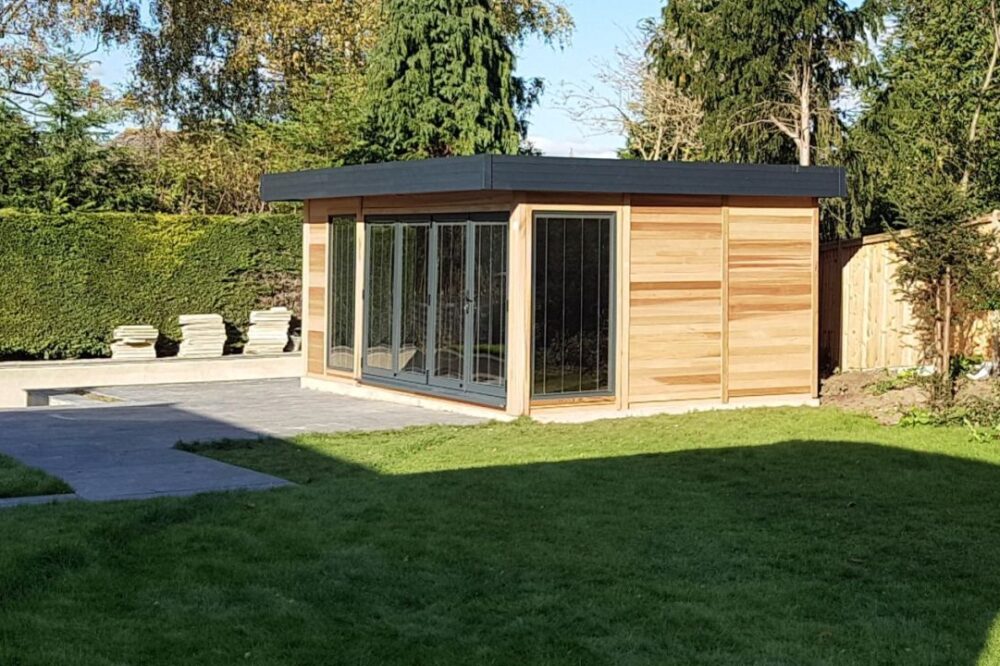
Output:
362,213,508,406
530,211,617,401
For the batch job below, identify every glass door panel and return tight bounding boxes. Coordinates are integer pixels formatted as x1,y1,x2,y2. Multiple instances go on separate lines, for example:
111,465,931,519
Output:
328,217,356,371
365,224,395,373
532,214,613,397
471,223,507,389
432,223,467,386
363,215,508,405
399,224,430,378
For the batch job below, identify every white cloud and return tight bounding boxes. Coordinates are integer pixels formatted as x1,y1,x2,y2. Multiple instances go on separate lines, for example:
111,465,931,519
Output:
527,135,620,159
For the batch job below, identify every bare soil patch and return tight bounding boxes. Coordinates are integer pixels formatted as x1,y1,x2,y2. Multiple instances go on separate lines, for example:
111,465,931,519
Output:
822,370,998,425
821,371,924,425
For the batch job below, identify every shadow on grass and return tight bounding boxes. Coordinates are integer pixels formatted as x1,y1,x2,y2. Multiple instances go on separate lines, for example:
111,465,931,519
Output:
5,430,1000,664
169,434,1000,664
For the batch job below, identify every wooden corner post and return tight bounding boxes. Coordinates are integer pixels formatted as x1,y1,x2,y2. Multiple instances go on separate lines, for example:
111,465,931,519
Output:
616,194,631,411
721,197,731,404
506,195,532,416
811,201,820,398
301,201,311,378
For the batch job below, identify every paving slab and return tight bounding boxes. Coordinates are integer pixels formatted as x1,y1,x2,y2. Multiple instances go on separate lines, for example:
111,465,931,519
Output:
0,379,485,502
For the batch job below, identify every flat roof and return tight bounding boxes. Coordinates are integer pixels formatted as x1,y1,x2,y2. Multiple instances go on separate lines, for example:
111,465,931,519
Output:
260,154,846,202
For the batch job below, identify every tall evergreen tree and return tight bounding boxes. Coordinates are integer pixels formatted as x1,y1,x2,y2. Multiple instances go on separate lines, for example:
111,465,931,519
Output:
652,0,865,167
851,0,1000,228
0,105,41,208
28,55,152,212
892,173,999,389
356,0,529,161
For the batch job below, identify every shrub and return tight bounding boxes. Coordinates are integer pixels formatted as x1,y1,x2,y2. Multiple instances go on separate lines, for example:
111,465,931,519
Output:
899,380,1000,441
0,210,301,360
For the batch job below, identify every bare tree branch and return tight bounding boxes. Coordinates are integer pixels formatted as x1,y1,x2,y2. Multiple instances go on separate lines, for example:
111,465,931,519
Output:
558,25,702,161
768,114,799,143
961,0,1000,192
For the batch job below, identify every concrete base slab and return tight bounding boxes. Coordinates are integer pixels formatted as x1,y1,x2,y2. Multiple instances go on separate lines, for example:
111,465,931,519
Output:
531,395,821,424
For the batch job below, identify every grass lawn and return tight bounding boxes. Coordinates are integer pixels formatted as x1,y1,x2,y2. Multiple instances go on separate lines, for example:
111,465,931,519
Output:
0,453,71,499
4,407,1000,664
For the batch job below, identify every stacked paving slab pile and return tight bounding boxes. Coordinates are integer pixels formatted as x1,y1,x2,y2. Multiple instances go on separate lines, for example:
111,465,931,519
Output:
111,325,159,360
243,307,291,355
178,314,227,358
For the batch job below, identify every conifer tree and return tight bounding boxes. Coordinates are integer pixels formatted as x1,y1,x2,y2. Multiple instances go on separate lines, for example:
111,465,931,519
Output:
851,0,1000,227
652,0,863,167
356,0,528,161
892,173,1000,392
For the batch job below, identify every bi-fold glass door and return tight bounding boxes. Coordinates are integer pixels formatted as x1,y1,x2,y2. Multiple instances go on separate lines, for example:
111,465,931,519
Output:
363,214,508,406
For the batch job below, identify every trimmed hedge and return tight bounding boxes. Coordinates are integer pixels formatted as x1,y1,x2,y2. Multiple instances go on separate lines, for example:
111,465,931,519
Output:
0,210,302,360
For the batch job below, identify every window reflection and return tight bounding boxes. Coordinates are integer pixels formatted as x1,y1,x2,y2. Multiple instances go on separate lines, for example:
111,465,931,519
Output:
533,215,613,396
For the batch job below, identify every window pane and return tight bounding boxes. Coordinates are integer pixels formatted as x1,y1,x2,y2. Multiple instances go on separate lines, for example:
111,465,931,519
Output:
366,224,395,371
328,217,356,371
533,215,612,396
434,223,466,381
472,223,507,386
400,224,429,374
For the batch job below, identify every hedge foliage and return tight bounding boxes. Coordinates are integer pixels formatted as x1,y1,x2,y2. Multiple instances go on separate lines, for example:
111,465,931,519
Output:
0,210,302,360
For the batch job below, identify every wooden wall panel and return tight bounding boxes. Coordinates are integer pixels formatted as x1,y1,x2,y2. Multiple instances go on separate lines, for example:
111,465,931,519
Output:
727,200,815,398
362,191,514,215
307,331,324,373
304,204,329,376
309,197,357,222
526,192,624,208
628,196,723,402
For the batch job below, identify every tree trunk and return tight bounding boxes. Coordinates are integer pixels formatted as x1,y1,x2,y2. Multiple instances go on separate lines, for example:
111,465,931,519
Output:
799,62,812,167
934,284,943,372
943,268,953,385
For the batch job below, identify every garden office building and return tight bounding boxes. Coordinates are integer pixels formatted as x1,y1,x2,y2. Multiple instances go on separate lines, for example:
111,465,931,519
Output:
260,155,845,421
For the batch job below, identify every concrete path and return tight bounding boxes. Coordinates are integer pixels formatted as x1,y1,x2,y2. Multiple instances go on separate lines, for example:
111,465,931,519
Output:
0,379,485,502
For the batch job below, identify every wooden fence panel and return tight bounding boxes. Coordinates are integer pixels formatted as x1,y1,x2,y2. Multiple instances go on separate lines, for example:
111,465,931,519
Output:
819,213,998,372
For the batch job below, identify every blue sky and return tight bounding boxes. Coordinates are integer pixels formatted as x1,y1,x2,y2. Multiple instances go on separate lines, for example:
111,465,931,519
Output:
86,1,663,157
518,0,662,157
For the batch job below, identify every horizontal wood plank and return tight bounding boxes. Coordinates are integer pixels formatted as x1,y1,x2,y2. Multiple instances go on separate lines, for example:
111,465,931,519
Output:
629,200,723,403
726,204,814,396
307,331,325,375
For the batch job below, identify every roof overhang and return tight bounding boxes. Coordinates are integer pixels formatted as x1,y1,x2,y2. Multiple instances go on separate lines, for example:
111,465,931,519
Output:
260,154,846,202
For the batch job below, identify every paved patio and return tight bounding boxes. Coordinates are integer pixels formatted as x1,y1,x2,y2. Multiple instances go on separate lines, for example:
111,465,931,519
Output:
0,379,485,503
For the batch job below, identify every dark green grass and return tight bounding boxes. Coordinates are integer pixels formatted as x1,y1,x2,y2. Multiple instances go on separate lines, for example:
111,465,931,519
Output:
0,453,71,499
4,408,1000,664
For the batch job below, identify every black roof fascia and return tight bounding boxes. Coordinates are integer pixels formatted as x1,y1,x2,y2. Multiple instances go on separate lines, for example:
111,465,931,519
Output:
260,154,846,202
490,155,845,199
260,154,491,201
